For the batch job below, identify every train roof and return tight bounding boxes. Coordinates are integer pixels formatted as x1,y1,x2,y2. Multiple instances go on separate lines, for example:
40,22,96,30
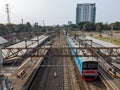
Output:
2,35,49,60
86,36,119,47
80,57,97,62
8,35,46,48
68,36,98,63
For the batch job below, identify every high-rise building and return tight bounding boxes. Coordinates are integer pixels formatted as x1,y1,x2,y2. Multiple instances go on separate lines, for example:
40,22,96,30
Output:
68,21,72,25
76,3,96,24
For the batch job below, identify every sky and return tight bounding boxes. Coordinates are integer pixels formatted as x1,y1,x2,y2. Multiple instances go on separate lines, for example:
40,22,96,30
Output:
0,0,120,25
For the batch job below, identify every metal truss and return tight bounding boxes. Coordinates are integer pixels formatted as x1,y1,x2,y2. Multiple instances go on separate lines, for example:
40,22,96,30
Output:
2,46,120,60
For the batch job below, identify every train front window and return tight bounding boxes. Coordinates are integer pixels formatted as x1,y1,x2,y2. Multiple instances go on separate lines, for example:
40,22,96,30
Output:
82,62,98,70
82,62,87,69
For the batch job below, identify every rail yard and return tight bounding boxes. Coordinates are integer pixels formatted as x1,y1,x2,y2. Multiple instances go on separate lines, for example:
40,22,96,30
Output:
0,30,120,90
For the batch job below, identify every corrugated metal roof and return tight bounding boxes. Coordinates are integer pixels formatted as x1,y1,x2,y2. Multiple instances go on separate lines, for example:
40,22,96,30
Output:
86,36,119,47
2,35,49,59
0,36,8,44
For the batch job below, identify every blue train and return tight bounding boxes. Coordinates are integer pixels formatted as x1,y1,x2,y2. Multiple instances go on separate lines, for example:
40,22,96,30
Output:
66,36,98,80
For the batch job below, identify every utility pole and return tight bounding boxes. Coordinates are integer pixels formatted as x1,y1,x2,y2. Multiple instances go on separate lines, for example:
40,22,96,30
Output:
21,19,23,24
6,4,10,24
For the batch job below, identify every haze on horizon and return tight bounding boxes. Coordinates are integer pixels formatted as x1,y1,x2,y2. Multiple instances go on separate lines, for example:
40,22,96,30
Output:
0,0,120,25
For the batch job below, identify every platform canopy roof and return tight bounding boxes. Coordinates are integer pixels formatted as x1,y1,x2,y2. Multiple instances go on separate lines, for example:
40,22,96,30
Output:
0,36,8,44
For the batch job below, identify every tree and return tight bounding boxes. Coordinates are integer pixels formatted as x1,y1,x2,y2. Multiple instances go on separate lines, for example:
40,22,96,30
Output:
102,23,111,30
69,24,78,29
25,22,32,31
17,24,26,32
110,22,120,30
95,22,103,32
83,22,95,31
6,23,16,33
78,22,87,29
0,24,6,34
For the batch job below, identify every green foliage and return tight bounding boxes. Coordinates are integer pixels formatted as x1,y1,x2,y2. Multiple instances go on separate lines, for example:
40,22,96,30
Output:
69,24,78,29
6,23,16,33
0,24,6,35
77,22,113,31
110,22,120,30
103,24,111,30
25,22,32,31
83,22,95,31
0,24,6,31
0,21,120,36
77,22,87,29
17,24,26,32
95,22,103,32
77,22,95,31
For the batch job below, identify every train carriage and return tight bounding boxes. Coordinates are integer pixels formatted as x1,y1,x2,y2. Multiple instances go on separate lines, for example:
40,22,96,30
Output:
85,36,119,78
67,36,98,81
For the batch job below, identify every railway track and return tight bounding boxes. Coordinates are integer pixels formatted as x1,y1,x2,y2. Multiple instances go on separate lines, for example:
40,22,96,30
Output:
85,77,106,90
29,50,64,90
29,36,64,90
63,57,73,90
61,32,78,90
30,32,107,90
29,33,81,90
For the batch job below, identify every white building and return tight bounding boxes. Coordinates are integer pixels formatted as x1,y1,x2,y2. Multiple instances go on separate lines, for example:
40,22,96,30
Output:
76,3,96,24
